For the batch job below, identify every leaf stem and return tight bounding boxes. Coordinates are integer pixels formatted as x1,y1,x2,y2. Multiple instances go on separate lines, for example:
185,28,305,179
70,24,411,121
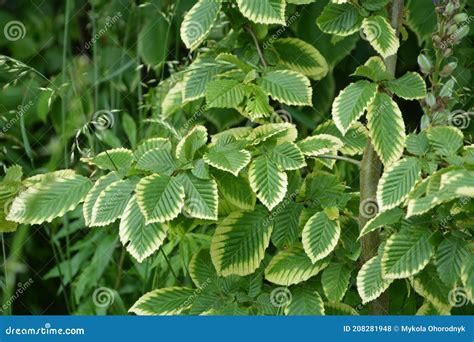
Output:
318,154,361,167
246,26,267,68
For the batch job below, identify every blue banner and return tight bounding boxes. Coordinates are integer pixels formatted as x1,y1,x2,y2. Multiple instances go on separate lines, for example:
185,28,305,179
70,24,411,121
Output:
0,316,472,341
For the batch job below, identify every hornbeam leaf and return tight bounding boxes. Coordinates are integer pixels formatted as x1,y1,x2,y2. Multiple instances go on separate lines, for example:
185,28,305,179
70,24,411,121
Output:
297,134,343,157
136,147,176,175
361,0,390,11
177,173,218,220
176,125,208,162
183,59,231,102
412,264,452,310
273,38,328,80
205,79,246,108
210,207,272,276
359,207,404,238
352,56,393,82
236,0,286,25
189,249,217,287
136,174,185,224
83,172,123,226
7,171,92,225
130,287,195,315
377,157,422,211
316,3,362,36
426,126,464,157
134,138,171,161
91,179,136,227
203,149,251,176
381,227,434,279
268,142,306,171
180,0,222,51
249,156,288,211
265,246,329,286
384,72,427,100
324,302,359,315
435,237,469,286
332,80,378,135
367,92,406,165
213,170,256,210
302,211,340,263
440,169,474,198
416,302,451,315
119,195,168,263
321,262,352,302
362,15,399,58
82,148,133,171
285,287,325,315
357,255,393,304
260,70,312,106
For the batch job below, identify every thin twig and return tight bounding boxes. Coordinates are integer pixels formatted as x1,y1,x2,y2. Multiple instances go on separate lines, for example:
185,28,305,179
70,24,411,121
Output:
318,154,361,167
245,26,267,68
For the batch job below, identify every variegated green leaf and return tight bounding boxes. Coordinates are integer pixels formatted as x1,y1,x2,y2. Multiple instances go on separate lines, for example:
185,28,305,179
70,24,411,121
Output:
302,211,340,263
205,79,246,108
362,15,399,58
176,125,208,162
265,246,329,286
260,70,312,106
317,2,362,36
236,0,286,25
136,174,185,224
210,207,272,276
297,134,343,157
285,287,325,315
177,173,218,220
180,0,222,51
119,195,168,263
377,157,422,211
381,227,434,279
268,142,306,171
367,92,406,165
321,262,352,302
249,156,288,211
82,148,133,171
384,72,427,100
130,287,195,315
357,255,393,304
332,80,378,135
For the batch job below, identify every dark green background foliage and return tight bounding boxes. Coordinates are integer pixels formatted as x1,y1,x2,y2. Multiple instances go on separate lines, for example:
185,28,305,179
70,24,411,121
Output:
0,0,473,316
